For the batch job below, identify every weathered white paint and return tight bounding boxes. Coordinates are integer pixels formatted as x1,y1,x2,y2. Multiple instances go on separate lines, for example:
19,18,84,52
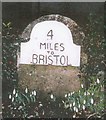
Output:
20,21,81,66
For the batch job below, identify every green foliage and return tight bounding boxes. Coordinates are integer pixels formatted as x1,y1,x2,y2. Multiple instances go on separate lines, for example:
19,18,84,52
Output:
63,76,104,119
2,22,12,35
2,22,20,89
7,88,37,118
83,13,105,76
4,76,104,118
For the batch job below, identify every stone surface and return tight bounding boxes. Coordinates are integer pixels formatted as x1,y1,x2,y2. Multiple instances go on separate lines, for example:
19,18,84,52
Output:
18,14,86,96
20,14,85,45
18,65,80,96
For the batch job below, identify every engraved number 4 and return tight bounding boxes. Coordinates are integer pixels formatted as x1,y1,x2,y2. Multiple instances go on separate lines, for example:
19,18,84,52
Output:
47,30,53,40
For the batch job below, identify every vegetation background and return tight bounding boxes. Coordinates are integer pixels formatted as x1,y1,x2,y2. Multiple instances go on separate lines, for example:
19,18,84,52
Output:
2,2,105,119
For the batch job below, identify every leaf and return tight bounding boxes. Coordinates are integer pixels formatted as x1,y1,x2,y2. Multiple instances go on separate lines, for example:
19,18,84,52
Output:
30,95,36,102
21,93,30,104
17,95,25,106
7,22,11,27
3,23,6,27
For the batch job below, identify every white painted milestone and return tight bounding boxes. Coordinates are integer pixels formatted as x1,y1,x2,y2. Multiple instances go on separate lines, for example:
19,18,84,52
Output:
19,21,81,66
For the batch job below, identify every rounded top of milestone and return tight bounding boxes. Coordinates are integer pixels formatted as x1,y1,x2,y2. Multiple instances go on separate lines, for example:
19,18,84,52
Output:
20,20,81,67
